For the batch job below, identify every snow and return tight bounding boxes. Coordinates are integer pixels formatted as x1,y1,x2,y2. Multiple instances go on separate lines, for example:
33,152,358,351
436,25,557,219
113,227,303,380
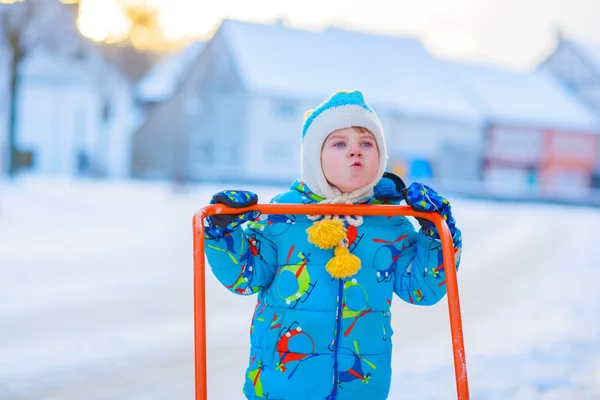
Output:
20,50,88,85
219,19,482,123
571,39,600,71
444,61,600,132
136,41,206,103
1,177,600,399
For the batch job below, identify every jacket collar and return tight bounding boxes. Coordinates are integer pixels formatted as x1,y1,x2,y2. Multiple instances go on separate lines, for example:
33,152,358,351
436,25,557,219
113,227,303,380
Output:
291,171,406,203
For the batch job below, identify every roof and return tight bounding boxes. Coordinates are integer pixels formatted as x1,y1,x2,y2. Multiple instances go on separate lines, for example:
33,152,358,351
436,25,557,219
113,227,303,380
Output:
137,41,206,102
444,60,600,132
20,49,88,84
570,39,600,69
217,19,482,123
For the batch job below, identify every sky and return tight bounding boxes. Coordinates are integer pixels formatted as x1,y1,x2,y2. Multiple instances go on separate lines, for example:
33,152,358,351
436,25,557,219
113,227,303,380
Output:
78,0,600,70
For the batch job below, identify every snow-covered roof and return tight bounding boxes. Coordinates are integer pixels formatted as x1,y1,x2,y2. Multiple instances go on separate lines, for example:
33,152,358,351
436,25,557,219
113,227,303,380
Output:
218,19,482,123
570,39,600,69
444,61,600,132
137,41,206,102
20,49,89,84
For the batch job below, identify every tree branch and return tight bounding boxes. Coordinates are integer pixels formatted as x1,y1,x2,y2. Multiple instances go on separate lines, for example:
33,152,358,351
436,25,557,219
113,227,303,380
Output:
1,0,81,57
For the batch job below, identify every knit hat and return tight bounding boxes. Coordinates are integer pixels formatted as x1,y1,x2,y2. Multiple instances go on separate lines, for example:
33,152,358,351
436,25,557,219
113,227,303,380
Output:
301,90,388,279
301,90,388,201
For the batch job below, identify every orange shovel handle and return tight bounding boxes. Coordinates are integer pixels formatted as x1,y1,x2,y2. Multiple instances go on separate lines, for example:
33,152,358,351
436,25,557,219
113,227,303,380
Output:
192,204,469,399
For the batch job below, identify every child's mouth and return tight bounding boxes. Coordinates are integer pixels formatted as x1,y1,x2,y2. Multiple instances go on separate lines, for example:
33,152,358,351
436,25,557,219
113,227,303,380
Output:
351,161,363,168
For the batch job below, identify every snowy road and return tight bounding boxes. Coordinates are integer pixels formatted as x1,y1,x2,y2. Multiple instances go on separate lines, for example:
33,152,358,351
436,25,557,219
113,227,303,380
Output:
1,178,599,399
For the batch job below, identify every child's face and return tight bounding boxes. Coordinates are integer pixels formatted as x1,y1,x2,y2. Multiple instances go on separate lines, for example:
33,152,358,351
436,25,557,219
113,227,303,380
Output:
321,127,380,193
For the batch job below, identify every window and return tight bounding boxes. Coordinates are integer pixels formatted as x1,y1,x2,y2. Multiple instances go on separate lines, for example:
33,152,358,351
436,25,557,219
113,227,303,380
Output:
488,127,543,164
274,99,298,118
193,140,215,164
76,150,90,176
267,142,291,165
102,101,112,123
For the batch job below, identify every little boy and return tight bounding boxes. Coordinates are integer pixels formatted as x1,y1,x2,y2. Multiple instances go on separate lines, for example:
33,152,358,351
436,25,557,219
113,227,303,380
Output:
204,90,462,400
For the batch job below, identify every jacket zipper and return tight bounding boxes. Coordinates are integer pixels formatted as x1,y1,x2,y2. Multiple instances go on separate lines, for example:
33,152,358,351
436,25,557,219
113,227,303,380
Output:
331,278,344,399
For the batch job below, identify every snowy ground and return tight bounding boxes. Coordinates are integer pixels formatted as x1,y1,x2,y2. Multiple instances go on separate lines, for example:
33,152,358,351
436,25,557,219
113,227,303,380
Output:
1,177,600,400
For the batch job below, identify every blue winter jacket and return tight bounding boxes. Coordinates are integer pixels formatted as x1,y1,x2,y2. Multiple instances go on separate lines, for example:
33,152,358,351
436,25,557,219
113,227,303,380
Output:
204,174,462,400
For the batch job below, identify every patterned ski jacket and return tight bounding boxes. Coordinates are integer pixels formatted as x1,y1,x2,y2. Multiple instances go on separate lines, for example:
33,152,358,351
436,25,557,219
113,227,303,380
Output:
204,173,462,400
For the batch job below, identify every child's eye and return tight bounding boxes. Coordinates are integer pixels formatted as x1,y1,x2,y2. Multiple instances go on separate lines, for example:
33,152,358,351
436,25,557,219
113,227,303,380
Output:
361,141,374,147
333,142,346,147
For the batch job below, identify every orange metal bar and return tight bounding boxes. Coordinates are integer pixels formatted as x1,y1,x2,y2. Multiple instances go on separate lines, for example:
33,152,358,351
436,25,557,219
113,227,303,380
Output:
193,204,469,400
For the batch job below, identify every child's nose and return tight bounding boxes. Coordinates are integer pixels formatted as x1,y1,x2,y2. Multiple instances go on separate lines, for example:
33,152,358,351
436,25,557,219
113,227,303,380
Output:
348,145,363,158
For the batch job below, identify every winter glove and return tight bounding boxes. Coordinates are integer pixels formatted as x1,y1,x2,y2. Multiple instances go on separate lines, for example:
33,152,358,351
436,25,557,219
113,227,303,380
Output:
402,182,457,240
204,190,260,240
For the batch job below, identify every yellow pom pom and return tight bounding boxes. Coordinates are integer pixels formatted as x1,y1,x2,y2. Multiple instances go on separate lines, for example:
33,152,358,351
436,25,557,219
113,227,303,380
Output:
325,245,361,279
307,218,346,250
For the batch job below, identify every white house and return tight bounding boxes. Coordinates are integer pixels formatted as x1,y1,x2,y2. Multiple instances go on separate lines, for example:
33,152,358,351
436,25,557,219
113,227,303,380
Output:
445,61,600,195
0,1,141,179
131,19,484,184
15,47,140,178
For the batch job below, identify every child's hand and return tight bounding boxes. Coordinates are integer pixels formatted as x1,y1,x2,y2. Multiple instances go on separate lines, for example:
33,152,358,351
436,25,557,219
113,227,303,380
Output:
402,183,457,239
204,190,260,239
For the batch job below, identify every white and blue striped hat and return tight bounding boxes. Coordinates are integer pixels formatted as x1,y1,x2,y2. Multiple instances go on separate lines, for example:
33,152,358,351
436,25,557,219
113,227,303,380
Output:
300,90,388,200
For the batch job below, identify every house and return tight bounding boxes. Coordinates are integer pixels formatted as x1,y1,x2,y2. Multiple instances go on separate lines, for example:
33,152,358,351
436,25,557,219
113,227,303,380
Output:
136,41,206,106
15,47,140,178
0,39,9,170
0,1,141,179
130,41,207,181
538,33,600,188
131,19,484,184
445,60,600,196
538,33,600,117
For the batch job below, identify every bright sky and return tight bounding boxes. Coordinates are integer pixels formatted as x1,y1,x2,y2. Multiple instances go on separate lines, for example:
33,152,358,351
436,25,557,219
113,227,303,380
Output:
78,0,600,70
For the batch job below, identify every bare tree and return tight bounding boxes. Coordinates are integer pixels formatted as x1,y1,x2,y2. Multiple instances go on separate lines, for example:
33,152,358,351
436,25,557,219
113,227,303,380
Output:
0,0,81,177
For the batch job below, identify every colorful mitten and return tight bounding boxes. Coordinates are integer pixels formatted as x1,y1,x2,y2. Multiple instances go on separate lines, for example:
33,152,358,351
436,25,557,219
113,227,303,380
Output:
204,190,260,240
402,183,457,239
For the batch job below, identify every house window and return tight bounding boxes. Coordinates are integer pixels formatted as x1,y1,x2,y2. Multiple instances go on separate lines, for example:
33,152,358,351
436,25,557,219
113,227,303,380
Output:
275,99,298,118
102,101,112,123
185,96,203,116
194,140,215,164
267,142,290,165
76,150,90,176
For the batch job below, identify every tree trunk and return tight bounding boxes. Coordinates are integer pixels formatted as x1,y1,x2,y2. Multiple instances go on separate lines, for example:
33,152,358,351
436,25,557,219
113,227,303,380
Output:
7,34,22,178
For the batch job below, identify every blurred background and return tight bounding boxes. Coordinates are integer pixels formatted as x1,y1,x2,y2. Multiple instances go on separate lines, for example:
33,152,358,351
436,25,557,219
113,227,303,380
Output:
1,0,600,399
